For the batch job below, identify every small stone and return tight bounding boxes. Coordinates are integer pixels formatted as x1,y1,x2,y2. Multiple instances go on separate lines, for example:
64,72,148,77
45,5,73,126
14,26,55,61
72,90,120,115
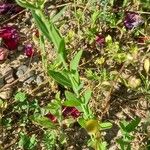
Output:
35,75,43,85
18,65,28,72
16,65,35,84
0,74,4,88
0,88,13,99
24,76,35,85
3,67,15,83
16,69,24,78
27,70,35,78
17,45,24,51
16,65,28,79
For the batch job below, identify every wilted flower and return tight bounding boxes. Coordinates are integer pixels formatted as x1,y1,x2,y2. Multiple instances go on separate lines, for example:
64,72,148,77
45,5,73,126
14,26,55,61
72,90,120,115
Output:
0,26,19,50
62,106,80,118
85,119,99,135
0,2,23,15
45,106,80,124
136,36,150,44
0,47,9,61
24,44,34,57
45,113,57,123
96,34,105,46
124,12,144,30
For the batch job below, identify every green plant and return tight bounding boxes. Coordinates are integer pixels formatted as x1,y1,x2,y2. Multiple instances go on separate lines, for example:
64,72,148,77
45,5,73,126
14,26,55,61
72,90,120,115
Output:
117,117,141,150
15,0,112,149
18,132,37,150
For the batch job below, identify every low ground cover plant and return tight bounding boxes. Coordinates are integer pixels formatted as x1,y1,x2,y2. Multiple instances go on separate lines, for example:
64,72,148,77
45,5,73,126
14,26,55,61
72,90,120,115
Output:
0,0,150,149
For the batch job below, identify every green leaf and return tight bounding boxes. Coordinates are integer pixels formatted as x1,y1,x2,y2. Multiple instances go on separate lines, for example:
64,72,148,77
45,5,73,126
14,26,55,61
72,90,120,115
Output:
63,100,81,106
119,121,128,132
49,23,62,50
19,132,37,150
16,0,37,9
98,141,107,150
126,117,141,133
70,50,83,71
15,92,27,102
31,115,55,128
51,6,67,23
32,9,62,50
116,138,128,150
45,98,61,117
39,35,47,70
99,122,112,130
64,91,81,106
83,89,92,104
58,39,67,67
48,70,71,87
65,91,79,101
31,10,51,41
77,118,86,128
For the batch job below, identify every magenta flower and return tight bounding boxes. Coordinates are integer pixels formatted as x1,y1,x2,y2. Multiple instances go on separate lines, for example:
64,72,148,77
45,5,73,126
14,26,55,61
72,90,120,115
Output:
62,106,80,118
96,34,105,46
24,44,34,57
45,106,80,124
0,2,23,15
0,47,9,61
124,12,144,30
0,26,19,50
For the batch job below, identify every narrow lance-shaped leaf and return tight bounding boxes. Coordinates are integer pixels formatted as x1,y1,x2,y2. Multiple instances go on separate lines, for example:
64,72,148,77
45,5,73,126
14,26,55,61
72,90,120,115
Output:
39,35,47,70
58,39,67,68
69,74,80,96
51,6,67,23
32,9,62,50
63,100,81,107
70,50,83,71
49,23,62,50
31,115,56,129
99,122,112,130
83,89,92,104
16,0,37,9
31,10,51,41
48,70,71,87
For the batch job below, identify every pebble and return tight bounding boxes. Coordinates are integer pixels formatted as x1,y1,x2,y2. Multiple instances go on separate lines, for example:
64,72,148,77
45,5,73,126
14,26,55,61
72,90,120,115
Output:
16,65,28,80
0,74,4,88
3,67,15,84
16,65,36,84
0,88,13,99
24,76,35,85
17,45,24,51
35,75,44,85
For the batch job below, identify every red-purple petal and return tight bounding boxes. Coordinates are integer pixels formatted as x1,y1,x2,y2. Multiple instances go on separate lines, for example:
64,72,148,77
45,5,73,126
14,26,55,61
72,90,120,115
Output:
124,12,144,30
0,26,19,50
24,44,34,57
45,113,57,123
62,106,80,118
0,2,23,15
96,34,105,46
